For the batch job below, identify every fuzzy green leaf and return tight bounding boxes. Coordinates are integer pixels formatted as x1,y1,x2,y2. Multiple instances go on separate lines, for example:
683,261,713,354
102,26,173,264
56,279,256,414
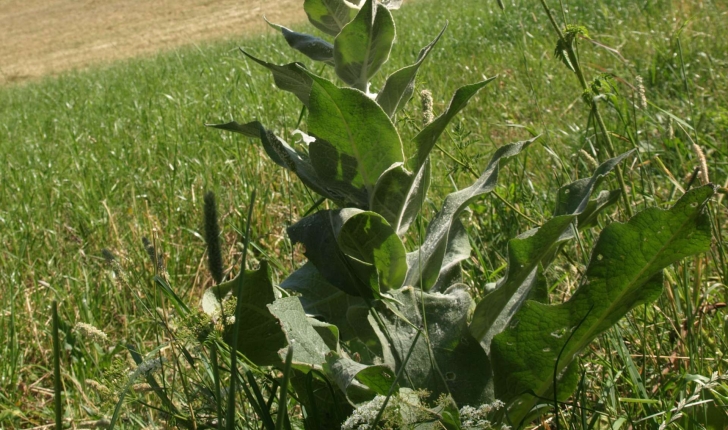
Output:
288,209,406,298
268,297,335,368
334,0,395,90
491,186,715,425
304,0,360,36
371,286,492,406
369,160,430,236
333,209,408,292
239,50,312,106
324,352,396,404
414,79,496,170
405,137,535,291
376,24,446,117
305,72,404,195
281,262,364,340
201,262,288,367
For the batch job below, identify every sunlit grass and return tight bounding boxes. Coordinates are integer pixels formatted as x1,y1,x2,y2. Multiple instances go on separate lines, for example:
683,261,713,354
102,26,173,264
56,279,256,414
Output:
0,0,726,427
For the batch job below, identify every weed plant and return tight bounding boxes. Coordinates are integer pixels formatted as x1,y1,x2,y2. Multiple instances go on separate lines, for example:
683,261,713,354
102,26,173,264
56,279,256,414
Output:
0,0,727,428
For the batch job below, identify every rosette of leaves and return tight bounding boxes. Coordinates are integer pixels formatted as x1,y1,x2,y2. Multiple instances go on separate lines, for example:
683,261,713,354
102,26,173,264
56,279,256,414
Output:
203,1,717,428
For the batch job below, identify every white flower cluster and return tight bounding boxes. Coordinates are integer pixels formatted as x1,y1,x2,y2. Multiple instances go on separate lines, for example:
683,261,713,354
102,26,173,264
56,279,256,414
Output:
459,400,509,429
342,395,387,430
74,322,108,344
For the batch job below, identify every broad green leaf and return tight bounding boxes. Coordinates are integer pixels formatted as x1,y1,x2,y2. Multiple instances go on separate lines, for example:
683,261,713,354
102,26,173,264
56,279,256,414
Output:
281,262,364,340
305,72,404,195
371,286,492,406
376,24,446,117
414,79,496,170
577,189,622,229
324,352,396,404
288,209,405,298
491,186,715,425
469,150,635,351
333,209,408,291
405,137,535,291
268,297,335,368
239,49,312,106
334,0,395,90
304,0,360,36
267,20,335,65
369,160,431,236
201,262,288,367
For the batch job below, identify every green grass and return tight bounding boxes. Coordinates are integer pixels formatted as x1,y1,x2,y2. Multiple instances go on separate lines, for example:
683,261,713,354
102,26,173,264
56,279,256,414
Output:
1,0,727,427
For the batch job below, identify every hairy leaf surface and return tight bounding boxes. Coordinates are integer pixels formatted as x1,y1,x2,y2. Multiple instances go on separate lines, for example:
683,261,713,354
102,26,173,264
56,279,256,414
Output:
306,73,404,195
334,0,395,90
304,0,360,36
239,50,312,106
267,20,335,65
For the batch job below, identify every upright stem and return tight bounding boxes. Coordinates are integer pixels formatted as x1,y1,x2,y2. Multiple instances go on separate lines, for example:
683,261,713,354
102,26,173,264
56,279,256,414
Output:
538,0,633,217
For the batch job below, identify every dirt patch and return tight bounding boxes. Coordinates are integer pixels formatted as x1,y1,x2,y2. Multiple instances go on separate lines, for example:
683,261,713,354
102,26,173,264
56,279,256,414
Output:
0,0,306,85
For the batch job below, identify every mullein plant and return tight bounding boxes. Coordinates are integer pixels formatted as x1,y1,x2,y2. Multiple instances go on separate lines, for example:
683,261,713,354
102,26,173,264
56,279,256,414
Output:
199,0,717,428
82,1,718,429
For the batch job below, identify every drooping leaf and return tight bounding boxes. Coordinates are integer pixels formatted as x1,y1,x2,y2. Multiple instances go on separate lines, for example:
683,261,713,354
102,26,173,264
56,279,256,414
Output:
469,150,635,352
369,160,431,236
288,209,405,298
201,262,288,367
376,24,446,117
405,137,535,291
239,49,312,106
268,297,336,368
333,0,395,90
371,286,491,406
304,0,360,36
305,72,404,195
208,121,367,206
267,20,335,65
491,186,715,425
324,352,396,404
414,79,496,170
333,209,408,292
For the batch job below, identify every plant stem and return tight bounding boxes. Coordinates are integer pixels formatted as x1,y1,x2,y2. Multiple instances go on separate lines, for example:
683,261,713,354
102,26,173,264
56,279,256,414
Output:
538,0,633,217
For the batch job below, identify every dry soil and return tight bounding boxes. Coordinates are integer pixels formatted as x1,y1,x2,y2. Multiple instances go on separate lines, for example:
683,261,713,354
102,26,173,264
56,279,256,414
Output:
0,0,305,85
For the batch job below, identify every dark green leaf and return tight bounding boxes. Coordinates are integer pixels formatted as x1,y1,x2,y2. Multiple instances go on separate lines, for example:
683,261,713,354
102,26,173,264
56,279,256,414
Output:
491,186,715,425
201,262,288,367
239,49,312,106
267,20,335,65
333,0,395,90
305,72,404,195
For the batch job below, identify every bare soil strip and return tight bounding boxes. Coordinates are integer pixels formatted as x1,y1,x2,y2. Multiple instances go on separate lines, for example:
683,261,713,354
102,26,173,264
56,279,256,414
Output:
0,0,305,84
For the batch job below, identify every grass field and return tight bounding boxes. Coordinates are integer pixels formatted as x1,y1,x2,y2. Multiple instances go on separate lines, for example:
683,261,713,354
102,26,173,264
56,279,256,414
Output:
1,0,727,428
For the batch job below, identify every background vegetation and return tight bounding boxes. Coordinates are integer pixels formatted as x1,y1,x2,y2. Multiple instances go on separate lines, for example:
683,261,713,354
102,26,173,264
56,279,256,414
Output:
0,0,726,427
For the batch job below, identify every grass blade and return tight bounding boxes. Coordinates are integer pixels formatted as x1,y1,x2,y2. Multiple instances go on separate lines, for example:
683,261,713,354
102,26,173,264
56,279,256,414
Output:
276,347,294,430
51,301,63,430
